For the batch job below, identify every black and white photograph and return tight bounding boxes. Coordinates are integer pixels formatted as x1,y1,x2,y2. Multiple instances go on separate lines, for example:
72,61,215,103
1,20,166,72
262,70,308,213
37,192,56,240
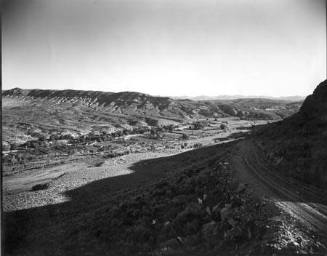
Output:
2,0,327,255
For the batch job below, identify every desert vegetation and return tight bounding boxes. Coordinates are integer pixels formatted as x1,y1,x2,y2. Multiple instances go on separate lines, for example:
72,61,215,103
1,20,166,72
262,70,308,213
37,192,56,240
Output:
3,142,271,255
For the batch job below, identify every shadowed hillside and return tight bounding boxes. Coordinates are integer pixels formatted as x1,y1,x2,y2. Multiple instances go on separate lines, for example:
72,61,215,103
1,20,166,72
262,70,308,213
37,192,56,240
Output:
256,80,327,187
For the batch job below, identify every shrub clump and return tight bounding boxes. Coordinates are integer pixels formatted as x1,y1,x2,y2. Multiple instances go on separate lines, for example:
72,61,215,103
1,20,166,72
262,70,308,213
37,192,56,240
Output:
68,161,269,255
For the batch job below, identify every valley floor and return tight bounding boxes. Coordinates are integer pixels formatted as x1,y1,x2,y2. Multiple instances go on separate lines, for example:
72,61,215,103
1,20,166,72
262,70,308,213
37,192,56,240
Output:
3,151,179,211
3,119,251,212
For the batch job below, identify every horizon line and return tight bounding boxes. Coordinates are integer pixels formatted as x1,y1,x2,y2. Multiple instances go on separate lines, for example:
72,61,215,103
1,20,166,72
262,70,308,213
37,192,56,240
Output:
2,86,307,100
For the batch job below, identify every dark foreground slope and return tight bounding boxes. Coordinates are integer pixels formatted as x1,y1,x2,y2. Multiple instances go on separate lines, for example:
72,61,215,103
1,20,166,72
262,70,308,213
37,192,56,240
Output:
4,143,273,256
256,80,327,187
5,135,325,256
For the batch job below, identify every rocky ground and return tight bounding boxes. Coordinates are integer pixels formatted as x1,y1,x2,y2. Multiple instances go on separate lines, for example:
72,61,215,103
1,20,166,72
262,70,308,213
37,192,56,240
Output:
3,151,178,211
4,142,266,255
231,139,327,255
4,140,326,255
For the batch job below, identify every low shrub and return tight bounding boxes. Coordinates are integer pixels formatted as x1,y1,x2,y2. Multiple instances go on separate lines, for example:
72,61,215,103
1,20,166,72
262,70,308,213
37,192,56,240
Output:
31,183,49,191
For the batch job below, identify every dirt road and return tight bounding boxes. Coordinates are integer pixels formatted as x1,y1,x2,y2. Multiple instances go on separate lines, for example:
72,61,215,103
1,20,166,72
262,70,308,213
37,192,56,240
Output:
231,140,327,237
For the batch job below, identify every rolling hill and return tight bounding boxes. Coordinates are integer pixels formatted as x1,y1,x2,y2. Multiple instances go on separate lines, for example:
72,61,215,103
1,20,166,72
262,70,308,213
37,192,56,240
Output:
2,87,302,145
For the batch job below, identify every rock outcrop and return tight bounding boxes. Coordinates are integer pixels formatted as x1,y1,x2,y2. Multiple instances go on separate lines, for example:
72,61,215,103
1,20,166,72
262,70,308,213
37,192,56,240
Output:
300,80,327,123
258,80,327,187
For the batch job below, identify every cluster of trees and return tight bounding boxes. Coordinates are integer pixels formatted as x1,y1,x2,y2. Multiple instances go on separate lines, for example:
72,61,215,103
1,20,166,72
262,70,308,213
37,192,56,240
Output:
3,122,204,168
2,125,164,167
190,121,207,130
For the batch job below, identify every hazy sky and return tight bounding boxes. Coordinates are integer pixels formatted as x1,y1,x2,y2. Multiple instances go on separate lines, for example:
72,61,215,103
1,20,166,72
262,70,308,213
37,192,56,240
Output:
2,0,326,97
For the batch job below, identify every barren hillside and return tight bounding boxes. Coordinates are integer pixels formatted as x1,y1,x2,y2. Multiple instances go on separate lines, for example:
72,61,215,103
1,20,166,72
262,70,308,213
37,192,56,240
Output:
2,88,301,145
3,87,301,120
256,80,327,187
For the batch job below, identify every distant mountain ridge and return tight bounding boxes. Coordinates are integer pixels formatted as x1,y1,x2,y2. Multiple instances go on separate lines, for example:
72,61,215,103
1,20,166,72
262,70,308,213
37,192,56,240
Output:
3,87,302,122
5,87,304,102
172,95,305,101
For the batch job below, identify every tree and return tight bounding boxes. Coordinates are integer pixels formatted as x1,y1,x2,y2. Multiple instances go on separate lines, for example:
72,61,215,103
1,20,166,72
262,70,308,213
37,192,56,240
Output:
192,121,205,130
220,123,227,130
181,133,189,140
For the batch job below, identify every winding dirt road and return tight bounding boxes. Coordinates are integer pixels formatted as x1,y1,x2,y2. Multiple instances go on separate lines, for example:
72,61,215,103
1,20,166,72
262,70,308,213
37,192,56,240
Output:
231,140,327,237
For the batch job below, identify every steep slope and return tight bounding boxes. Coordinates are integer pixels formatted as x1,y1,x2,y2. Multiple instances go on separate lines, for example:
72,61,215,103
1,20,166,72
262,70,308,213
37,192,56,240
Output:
256,80,327,187
4,142,274,256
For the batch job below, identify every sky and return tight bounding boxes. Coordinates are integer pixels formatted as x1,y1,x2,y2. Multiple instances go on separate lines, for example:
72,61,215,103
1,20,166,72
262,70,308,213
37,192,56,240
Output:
2,0,326,97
